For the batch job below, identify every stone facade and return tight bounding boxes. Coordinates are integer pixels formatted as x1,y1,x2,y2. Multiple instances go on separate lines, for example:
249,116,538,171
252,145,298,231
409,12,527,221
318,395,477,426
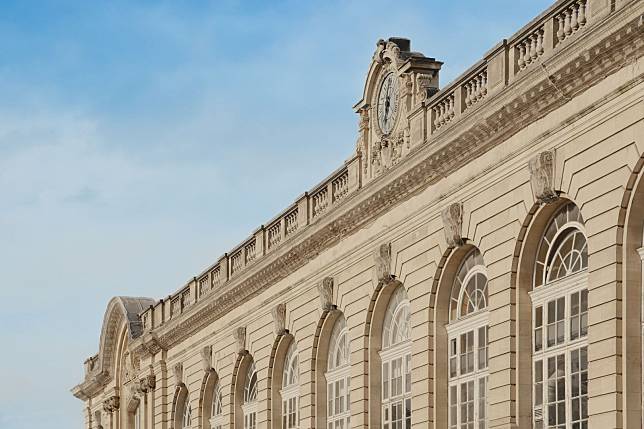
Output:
72,1,644,428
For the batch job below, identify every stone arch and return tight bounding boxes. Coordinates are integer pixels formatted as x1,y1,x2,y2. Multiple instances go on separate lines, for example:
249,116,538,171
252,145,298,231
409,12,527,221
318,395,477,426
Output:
511,195,585,428
199,369,220,429
313,309,345,428
232,352,255,429
428,242,482,429
268,332,295,429
617,154,644,428
96,296,155,381
171,383,190,429
364,278,407,428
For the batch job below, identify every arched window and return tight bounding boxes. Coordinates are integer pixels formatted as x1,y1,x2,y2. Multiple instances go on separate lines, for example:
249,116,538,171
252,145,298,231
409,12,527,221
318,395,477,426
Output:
326,316,350,428
210,381,224,429
531,202,588,429
281,342,299,429
447,249,489,429
182,402,192,429
381,285,412,429
243,361,258,429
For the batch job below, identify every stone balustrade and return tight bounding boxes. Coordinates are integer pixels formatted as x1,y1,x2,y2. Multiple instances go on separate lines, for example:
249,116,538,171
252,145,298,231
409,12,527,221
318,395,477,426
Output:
463,67,488,111
556,0,588,45
311,187,329,218
284,209,299,236
432,92,456,130
139,0,613,329
267,222,282,249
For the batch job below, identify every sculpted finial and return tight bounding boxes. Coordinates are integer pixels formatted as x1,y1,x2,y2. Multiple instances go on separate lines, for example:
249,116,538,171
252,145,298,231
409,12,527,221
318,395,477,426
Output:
272,303,287,336
441,203,464,247
528,150,558,203
317,277,334,311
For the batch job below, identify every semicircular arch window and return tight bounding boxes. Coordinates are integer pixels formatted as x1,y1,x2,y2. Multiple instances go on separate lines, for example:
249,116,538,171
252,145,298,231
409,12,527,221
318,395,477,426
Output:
449,249,488,321
534,202,588,288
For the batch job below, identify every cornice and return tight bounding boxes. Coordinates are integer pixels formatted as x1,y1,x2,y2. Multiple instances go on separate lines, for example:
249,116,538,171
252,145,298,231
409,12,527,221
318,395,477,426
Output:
130,9,644,357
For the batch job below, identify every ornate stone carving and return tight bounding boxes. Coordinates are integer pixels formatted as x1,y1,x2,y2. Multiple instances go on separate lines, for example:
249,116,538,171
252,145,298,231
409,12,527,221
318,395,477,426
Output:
374,243,394,282
102,395,120,413
374,38,405,67
173,362,183,386
416,72,440,102
271,303,287,336
317,277,334,311
201,345,212,372
528,150,558,203
136,374,156,394
233,326,247,354
441,203,464,247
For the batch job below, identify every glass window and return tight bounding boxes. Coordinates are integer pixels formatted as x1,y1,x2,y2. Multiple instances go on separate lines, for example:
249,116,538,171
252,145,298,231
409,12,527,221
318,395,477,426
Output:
281,342,299,429
380,286,412,429
326,316,351,428
243,361,258,429
447,249,489,429
531,203,589,429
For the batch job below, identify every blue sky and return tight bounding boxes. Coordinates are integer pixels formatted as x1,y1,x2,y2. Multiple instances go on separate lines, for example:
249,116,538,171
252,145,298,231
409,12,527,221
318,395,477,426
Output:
0,1,552,427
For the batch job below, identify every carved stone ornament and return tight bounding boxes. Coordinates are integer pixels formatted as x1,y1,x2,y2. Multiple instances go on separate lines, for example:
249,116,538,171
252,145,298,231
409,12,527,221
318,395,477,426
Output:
102,395,120,413
137,374,156,394
374,243,394,282
416,72,439,102
528,150,558,204
201,345,213,372
373,38,408,67
441,203,464,247
271,303,287,336
233,326,247,354
173,362,183,387
317,277,334,311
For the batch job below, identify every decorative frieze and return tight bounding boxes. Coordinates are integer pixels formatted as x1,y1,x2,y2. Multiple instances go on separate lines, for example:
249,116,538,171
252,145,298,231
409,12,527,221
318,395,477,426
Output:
233,326,247,354
271,303,287,336
529,150,558,204
317,277,334,311
374,243,393,282
201,345,212,372
441,203,464,247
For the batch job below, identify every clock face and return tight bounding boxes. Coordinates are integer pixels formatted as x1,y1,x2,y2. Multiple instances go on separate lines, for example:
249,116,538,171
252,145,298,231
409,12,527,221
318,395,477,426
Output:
377,72,399,135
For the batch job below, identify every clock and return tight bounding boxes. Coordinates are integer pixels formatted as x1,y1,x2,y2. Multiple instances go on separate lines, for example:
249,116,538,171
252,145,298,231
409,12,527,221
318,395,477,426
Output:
377,72,400,135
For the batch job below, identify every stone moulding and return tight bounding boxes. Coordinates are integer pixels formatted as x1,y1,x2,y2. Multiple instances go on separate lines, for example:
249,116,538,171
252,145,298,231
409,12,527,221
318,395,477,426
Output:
125,7,643,358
